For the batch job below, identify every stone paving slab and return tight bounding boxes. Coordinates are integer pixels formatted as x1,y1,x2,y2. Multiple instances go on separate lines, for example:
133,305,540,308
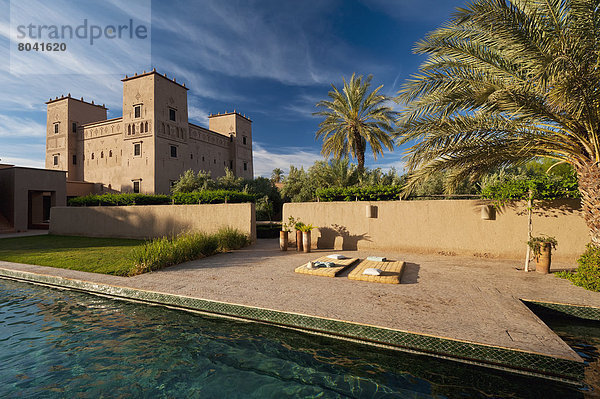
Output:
1,239,598,377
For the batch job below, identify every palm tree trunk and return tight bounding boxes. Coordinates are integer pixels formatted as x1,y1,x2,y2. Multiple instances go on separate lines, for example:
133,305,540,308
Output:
354,131,366,173
576,162,600,246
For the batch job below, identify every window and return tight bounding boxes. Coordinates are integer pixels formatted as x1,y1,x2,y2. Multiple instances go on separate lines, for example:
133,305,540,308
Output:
91,153,95,160
145,121,148,132
214,159,216,164
170,145,178,158
133,181,140,193
134,105,141,118
169,108,176,122
190,154,193,159
243,136,247,145
72,154,77,165
53,154,59,166
229,160,233,169
72,122,77,133
101,151,104,159
134,143,141,157
230,135,233,142
53,123,59,134
202,156,205,162
244,162,248,171
109,150,113,158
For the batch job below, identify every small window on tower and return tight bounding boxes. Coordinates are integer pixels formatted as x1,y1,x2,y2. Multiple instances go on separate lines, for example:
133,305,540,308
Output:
170,145,178,158
244,162,248,171
134,105,141,118
243,136,247,145
72,155,77,165
72,122,77,133
53,154,59,166
229,160,233,169
53,123,59,134
134,143,141,157
169,108,176,122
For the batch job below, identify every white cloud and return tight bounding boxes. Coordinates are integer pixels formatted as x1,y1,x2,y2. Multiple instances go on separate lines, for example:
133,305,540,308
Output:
0,155,44,168
0,114,45,137
151,1,381,86
252,142,323,177
188,106,210,126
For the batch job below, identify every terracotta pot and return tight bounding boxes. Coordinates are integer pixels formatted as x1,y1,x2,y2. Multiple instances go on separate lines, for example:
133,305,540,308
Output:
279,231,288,251
302,231,311,253
535,243,552,274
296,230,303,251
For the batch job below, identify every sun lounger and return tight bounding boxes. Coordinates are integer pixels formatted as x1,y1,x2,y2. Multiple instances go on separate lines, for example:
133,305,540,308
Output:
295,255,359,277
348,259,405,284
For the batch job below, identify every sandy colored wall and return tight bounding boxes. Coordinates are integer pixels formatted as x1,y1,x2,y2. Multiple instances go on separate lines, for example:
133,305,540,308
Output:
11,168,67,231
283,200,590,265
50,203,256,240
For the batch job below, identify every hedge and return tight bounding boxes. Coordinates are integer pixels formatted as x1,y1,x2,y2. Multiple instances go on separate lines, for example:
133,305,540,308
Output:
68,193,171,207
316,186,403,202
68,190,255,207
172,190,255,204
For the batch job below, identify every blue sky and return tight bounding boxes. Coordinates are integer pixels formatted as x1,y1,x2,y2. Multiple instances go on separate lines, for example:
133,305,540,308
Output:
0,0,460,177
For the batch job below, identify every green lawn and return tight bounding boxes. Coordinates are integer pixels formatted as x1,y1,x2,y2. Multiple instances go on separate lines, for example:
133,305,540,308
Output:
0,235,144,276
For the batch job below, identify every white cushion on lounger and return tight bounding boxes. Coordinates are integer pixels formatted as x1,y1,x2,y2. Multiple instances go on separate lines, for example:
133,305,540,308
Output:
362,268,382,276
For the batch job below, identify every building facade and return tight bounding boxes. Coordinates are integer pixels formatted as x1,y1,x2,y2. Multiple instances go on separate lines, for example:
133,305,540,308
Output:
45,70,254,194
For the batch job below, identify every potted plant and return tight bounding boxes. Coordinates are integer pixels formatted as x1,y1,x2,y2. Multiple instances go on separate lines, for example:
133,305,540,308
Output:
298,223,316,253
280,219,291,251
294,220,305,252
527,235,558,274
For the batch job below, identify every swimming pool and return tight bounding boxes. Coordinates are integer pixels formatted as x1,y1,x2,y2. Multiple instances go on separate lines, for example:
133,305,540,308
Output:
0,278,596,398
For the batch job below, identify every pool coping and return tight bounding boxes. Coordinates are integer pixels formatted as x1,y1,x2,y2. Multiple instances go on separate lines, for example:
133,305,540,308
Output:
0,267,587,384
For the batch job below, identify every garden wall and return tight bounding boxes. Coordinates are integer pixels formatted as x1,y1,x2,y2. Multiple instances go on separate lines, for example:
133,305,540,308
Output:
50,203,256,241
283,199,589,265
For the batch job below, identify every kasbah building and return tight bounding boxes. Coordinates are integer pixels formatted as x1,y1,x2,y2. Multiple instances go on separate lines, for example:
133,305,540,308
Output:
44,69,254,196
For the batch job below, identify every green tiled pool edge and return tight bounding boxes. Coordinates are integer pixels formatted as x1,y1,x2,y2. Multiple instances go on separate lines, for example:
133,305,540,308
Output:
521,299,600,321
0,268,584,384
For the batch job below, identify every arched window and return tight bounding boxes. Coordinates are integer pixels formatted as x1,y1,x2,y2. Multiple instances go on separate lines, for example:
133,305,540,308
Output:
128,125,131,135
145,121,148,132
109,150,113,158
91,153,95,160
140,123,143,133
101,151,104,158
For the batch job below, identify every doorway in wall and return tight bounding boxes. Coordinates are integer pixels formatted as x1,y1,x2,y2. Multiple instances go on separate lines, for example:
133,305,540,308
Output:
28,191,55,230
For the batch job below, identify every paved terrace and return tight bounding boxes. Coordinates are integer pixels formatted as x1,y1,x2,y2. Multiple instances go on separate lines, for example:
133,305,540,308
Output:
1,238,598,378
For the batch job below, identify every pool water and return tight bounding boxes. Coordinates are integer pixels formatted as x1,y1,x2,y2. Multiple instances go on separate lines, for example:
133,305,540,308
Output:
0,279,597,398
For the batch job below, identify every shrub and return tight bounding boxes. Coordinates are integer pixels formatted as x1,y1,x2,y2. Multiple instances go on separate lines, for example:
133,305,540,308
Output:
172,190,255,204
316,185,402,201
214,226,251,251
129,228,250,275
68,193,171,207
556,244,600,292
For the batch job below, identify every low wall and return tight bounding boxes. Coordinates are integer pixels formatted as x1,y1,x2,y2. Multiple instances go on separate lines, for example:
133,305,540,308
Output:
283,200,589,264
50,203,256,240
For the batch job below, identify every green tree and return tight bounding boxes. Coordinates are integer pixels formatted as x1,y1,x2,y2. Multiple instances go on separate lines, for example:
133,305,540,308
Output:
172,170,214,193
270,168,284,184
396,0,600,245
314,73,397,173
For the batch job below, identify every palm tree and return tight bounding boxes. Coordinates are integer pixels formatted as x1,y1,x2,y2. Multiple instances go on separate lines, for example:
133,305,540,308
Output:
270,168,284,184
314,73,397,173
396,0,600,246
